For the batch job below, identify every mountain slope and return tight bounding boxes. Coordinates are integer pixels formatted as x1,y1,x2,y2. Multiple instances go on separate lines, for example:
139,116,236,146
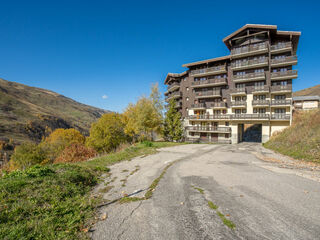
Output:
264,109,320,163
0,78,109,144
293,84,320,97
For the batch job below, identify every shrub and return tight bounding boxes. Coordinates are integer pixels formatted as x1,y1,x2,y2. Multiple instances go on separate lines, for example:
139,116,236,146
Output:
42,128,86,161
86,113,128,153
54,143,97,163
9,142,48,170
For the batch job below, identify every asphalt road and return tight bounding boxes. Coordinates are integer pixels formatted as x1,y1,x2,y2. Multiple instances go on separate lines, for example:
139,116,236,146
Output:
91,143,320,240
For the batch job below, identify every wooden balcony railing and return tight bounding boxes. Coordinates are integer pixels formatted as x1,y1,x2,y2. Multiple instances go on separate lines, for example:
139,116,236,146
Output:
271,99,292,106
191,78,227,87
186,126,231,133
195,91,221,98
270,42,292,51
231,42,268,56
210,102,227,108
252,100,270,106
190,65,226,76
191,103,207,109
270,70,298,79
233,72,265,82
165,91,182,101
186,137,231,144
187,114,231,120
270,85,292,92
230,88,246,95
231,114,270,120
271,55,297,65
167,82,180,91
271,114,291,120
231,101,247,107
252,85,269,93
231,58,268,69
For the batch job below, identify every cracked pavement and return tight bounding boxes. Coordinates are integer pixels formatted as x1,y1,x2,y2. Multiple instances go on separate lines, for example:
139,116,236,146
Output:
90,143,320,240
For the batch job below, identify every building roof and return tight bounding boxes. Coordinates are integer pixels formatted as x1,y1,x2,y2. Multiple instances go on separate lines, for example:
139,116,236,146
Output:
223,24,301,50
164,71,187,84
182,55,230,68
293,96,320,101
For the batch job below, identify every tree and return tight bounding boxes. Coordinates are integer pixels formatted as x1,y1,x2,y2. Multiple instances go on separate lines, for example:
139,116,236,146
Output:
123,96,162,141
9,142,47,170
163,99,183,141
86,113,127,153
41,128,85,161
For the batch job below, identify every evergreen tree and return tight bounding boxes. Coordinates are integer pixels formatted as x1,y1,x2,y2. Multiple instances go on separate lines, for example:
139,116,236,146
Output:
164,99,183,141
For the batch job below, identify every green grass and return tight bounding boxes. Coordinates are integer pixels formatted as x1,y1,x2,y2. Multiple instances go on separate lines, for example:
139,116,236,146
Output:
208,200,218,210
194,186,204,194
217,211,236,229
264,110,320,163
0,141,183,239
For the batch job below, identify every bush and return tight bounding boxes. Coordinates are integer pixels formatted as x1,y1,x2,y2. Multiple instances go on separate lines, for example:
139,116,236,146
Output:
42,128,86,162
9,142,48,170
86,113,128,153
54,143,97,163
141,140,154,147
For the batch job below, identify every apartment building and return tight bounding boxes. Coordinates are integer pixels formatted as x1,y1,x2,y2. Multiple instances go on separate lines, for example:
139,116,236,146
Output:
164,24,300,144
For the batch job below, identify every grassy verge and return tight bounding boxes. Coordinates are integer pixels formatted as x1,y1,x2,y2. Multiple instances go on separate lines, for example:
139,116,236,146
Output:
0,141,183,239
263,110,320,163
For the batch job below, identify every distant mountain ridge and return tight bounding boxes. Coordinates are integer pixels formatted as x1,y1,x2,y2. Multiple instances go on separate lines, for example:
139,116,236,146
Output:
293,84,320,97
0,78,109,145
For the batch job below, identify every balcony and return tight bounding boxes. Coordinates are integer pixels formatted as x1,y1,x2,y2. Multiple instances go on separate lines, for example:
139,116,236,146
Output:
187,114,231,120
190,65,226,77
195,91,221,99
231,114,270,120
252,100,270,106
165,91,182,102
186,126,231,133
271,55,297,67
233,72,265,83
191,78,227,88
231,58,268,71
252,85,269,94
231,101,247,108
167,82,180,92
271,114,291,121
231,42,268,59
175,101,182,109
186,137,231,144
230,88,246,96
270,42,292,54
270,85,292,93
190,103,207,110
270,70,298,80
210,102,227,109
271,99,292,106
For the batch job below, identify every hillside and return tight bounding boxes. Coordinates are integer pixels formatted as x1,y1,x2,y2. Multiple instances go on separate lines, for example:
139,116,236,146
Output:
0,78,108,145
264,110,320,163
293,84,320,97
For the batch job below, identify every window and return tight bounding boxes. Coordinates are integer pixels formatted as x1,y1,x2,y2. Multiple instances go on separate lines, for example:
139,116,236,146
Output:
186,97,189,101
254,108,266,114
235,109,241,114
275,108,286,114
275,95,285,100
186,87,189,91
225,122,229,126
242,109,247,113
254,95,266,100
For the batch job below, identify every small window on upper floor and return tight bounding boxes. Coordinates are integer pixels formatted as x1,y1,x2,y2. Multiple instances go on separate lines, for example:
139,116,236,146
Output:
186,97,189,101
225,122,229,126
186,87,189,91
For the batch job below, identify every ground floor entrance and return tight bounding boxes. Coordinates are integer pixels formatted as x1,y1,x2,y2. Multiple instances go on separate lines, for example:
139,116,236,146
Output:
238,123,262,143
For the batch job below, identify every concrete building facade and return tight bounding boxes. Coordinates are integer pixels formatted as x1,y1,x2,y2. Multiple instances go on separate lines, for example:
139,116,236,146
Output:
164,24,300,144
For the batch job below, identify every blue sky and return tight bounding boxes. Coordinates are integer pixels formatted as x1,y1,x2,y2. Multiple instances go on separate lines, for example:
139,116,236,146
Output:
0,0,319,112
